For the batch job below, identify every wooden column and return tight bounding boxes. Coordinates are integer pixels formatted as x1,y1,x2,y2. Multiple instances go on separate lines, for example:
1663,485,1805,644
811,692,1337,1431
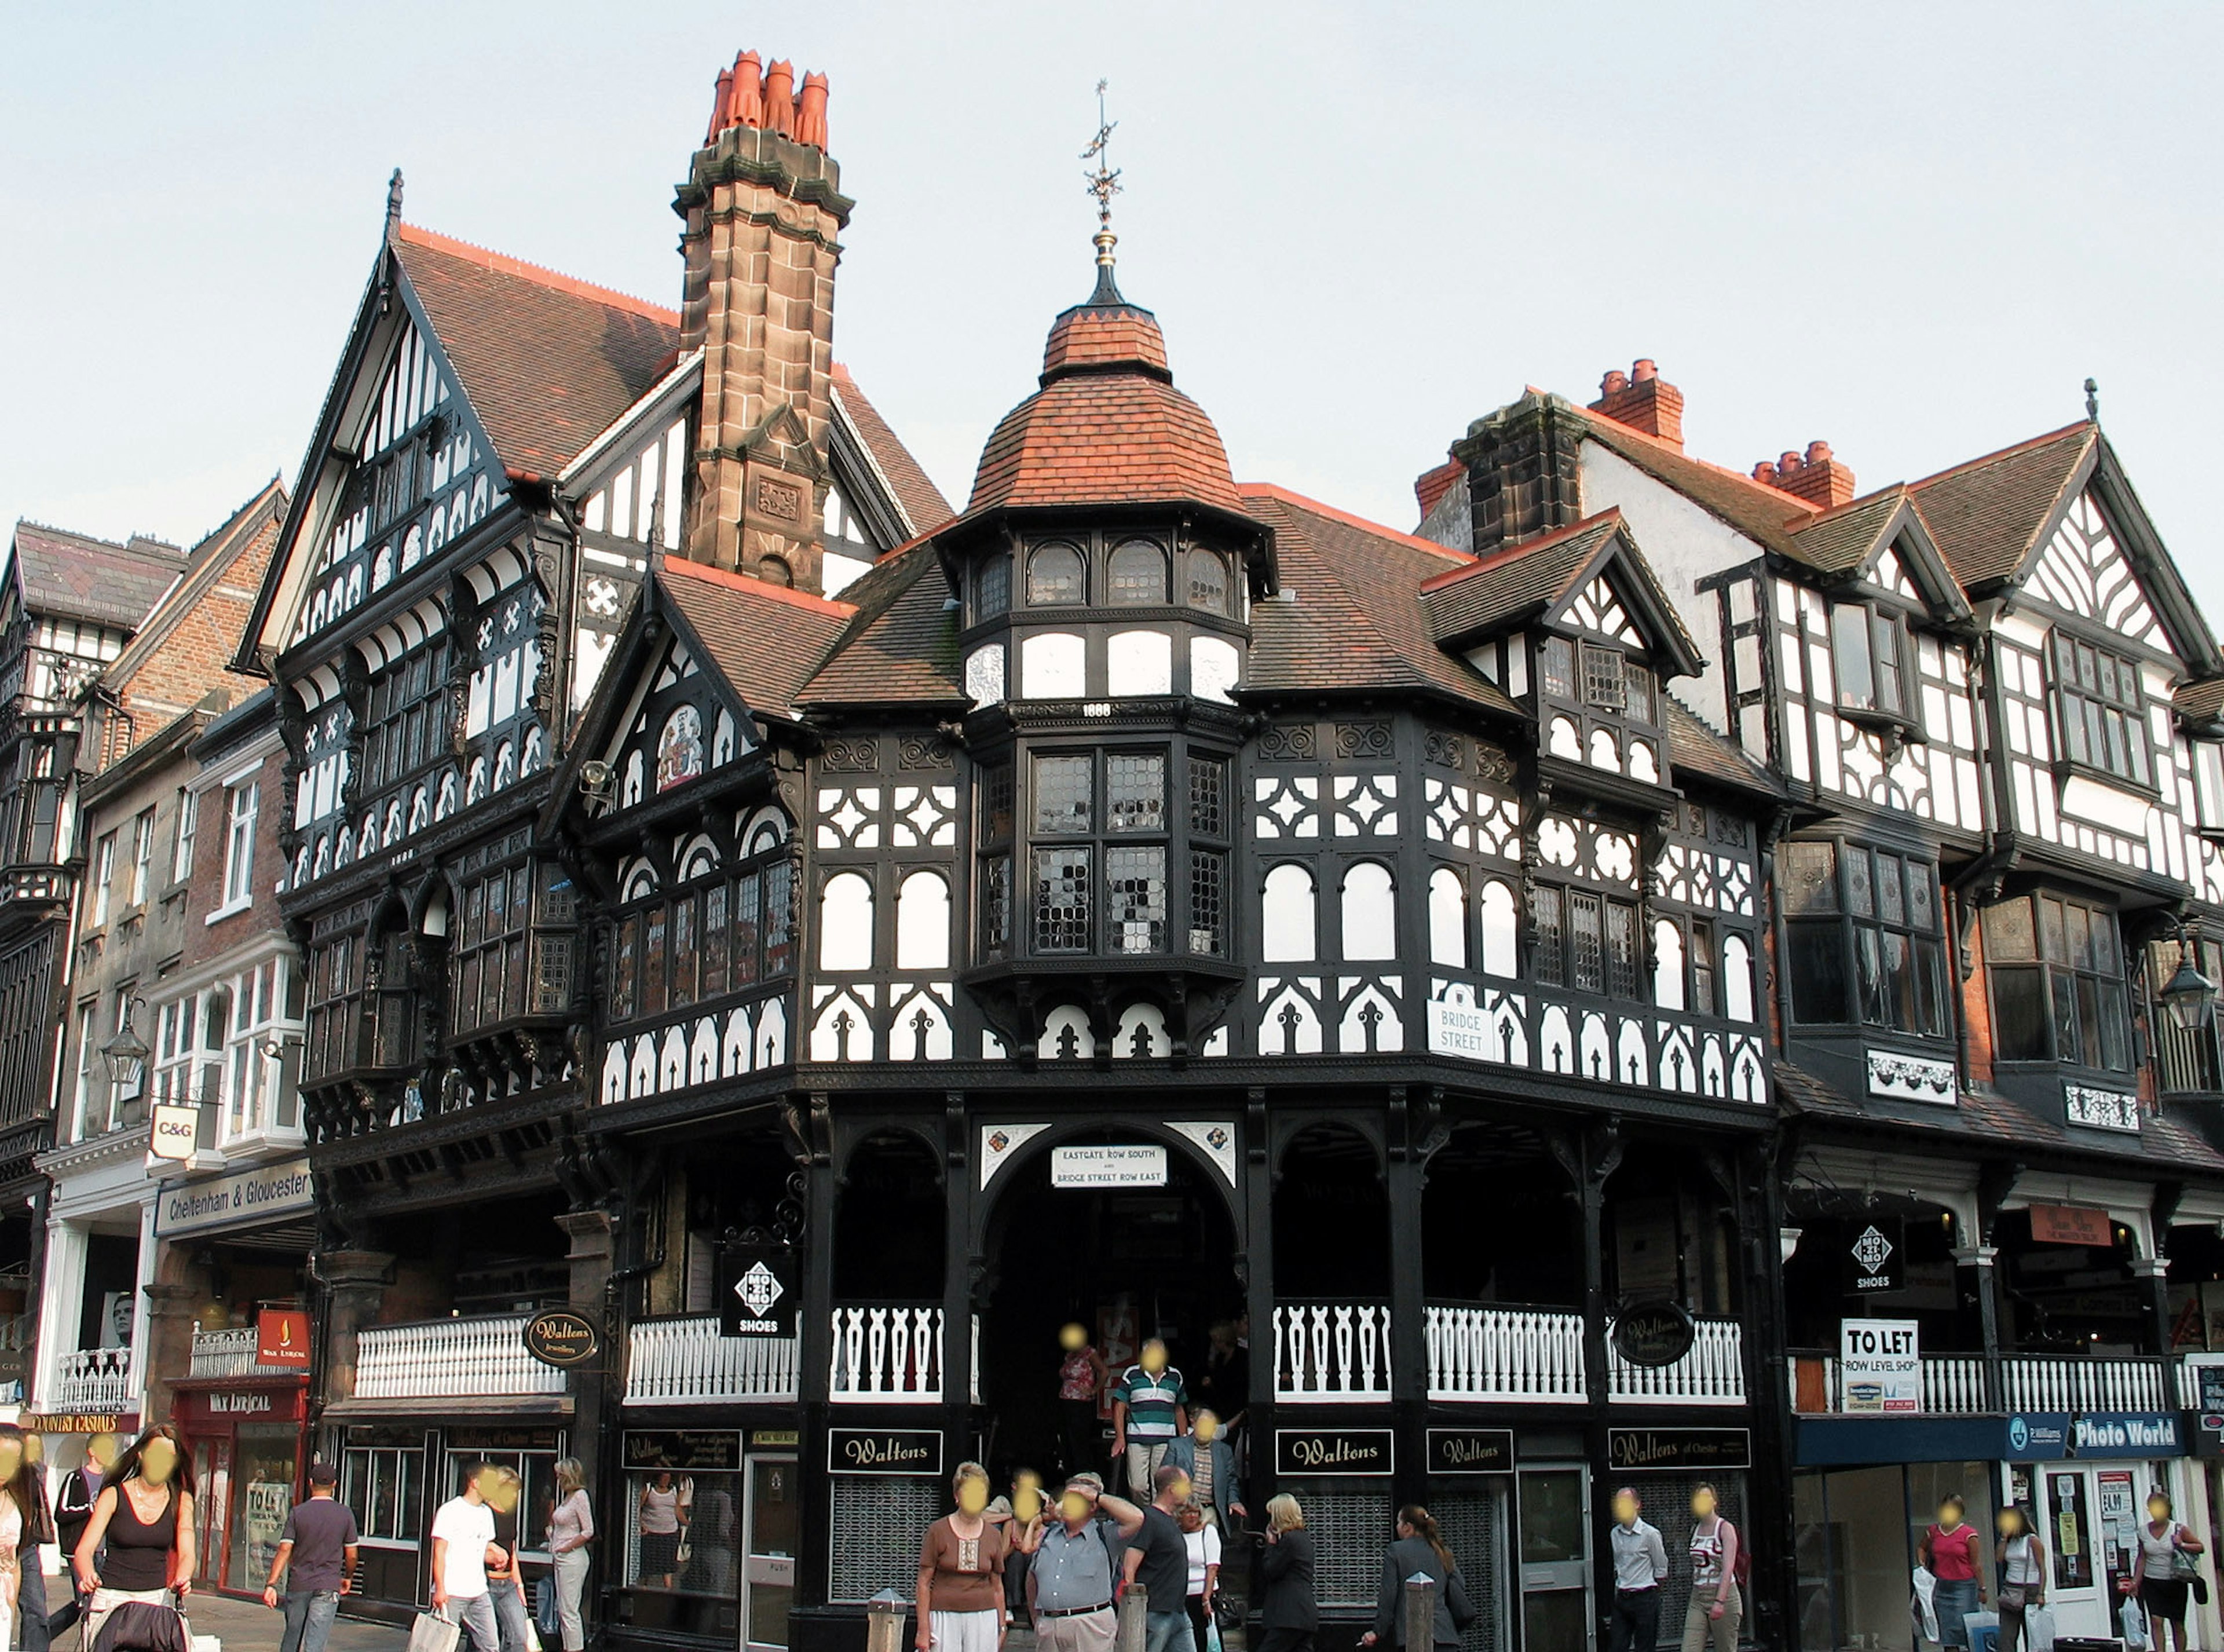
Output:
795,1095,836,1614
1243,1090,1275,1503
943,1093,975,1457
1386,1088,1432,1511
1740,1141,1796,1652
311,1249,394,1406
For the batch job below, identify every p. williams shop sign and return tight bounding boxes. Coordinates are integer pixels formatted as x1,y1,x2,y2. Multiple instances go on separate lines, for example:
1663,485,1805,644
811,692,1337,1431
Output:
155,1158,314,1240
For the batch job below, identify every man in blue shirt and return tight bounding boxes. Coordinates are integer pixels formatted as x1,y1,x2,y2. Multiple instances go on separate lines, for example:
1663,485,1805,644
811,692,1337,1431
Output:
1018,1474,1146,1652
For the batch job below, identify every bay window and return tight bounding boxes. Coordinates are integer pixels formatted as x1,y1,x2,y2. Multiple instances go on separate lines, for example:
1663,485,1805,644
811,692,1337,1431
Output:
1782,840,1948,1035
2050,631,2150,788
1831,602,1910,720
1984,891,2131,1071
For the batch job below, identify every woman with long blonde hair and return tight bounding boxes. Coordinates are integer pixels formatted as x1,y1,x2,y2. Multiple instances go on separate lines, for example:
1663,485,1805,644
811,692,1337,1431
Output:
1257,1495,1318,1652
548,1458,594,1652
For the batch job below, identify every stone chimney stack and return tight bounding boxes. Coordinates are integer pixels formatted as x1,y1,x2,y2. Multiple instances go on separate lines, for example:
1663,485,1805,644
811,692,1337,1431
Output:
676,49,853,594
1754,441,1856,509
1587,358,1685,449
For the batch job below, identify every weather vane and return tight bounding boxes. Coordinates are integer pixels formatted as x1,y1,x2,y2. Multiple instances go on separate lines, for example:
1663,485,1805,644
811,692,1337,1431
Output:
1081,79,1122,274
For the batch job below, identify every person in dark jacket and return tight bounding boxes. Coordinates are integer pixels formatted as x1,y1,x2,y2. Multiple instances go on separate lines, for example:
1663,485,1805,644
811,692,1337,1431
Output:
1357,1506,1465,1652
1255,1495,1318,1652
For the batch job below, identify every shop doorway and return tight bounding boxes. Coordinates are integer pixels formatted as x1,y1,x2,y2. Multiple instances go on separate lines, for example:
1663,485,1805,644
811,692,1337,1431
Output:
976,1133,1242,1486
1516,1467,1591,1651
742,1453,798,1652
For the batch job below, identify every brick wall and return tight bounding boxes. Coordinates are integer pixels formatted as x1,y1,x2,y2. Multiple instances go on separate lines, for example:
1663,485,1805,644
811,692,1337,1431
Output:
182,736,290,974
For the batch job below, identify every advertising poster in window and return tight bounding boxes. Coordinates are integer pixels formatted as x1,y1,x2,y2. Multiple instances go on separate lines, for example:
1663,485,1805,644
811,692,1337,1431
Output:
244,1479,291,1590
2097,1469,2136,1590
2047,1471,2092,1590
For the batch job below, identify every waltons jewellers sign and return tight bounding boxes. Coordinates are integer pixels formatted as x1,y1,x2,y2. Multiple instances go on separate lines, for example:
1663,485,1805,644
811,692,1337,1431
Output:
154,1158,313,1238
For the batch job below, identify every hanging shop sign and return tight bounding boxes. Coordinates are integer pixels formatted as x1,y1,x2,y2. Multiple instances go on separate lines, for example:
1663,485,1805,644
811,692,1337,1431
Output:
828,1428,943,1477
1426,1428,1513,1475
257,1308,310,1369
624,1431,743,1472
2028,1205,2113,1247
1838,1319,1921,1413
1843,1219,1902,1295
1611,1300,1696,1369
1275,1428,1395,1476
149,1105,200,1163
1608,1428,1750,1472
2002,1413,2072,1461
154,1157,314,1238
521,1309,602,1369
717,1240,799,1338
1050,1145,1168,1189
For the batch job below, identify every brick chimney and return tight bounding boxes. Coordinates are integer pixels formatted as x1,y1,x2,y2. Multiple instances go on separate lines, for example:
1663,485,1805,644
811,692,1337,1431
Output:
676,50,854,594
1587,358,1684,449
1754,441,1856,509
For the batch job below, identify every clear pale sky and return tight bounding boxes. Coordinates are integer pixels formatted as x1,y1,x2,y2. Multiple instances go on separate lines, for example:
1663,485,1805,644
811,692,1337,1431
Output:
4,3,2219,614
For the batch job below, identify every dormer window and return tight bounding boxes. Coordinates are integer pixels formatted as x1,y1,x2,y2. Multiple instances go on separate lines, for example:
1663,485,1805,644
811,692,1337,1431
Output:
2050,631,2150,788
1027,542,1087,605
1107,540,1168,604
1830,601,1909,721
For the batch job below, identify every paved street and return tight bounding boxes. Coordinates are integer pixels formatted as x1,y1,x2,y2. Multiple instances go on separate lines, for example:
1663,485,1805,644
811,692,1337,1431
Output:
32,1585,408,1652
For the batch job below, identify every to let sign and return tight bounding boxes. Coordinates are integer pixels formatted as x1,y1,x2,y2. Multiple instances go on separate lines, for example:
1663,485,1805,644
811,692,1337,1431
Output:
257,1309,310,1369
1839,1318,1921,1413
2029,1205,2113,1247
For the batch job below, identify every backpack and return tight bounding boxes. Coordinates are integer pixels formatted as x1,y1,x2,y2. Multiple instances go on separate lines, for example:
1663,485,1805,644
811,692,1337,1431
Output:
1729,1520,1751,1591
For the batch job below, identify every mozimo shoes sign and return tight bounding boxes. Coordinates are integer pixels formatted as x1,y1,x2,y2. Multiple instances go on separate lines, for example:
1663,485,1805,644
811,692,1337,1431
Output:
154,1158,314,1239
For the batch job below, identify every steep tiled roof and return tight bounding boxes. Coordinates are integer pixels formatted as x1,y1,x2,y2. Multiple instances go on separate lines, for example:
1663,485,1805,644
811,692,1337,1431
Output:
967,283,1242,516
1238,485,1520,716
1665,697,1783,798
8,521,185,629
393,224,682,481
800,546,965,707
1782,487,1908,576
832,368,954,536
1420,513,1622,644
1414,457,1464,520
656,556,854,721
1908,422,2093,589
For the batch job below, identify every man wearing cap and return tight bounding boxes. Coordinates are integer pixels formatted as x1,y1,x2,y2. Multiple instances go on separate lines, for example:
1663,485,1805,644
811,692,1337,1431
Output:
1016,1474,1146,1652
264,1461,360,1652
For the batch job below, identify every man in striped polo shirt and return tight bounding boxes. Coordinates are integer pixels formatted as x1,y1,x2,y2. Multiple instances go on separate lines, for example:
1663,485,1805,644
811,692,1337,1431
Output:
1111,1339,1189,1499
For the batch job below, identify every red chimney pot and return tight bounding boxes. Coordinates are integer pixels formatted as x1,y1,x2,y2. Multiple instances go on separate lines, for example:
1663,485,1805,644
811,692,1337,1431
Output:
1753,463,1775,484
731,50,764,129
1778,451,1804,475
762,60,796,135
1587,359,1683,449
1805,440,1832,466
795,71,830,149
1601,370,1629,397
1632,359,1658,382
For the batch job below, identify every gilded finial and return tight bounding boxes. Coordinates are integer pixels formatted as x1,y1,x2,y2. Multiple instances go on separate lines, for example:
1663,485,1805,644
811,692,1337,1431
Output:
1081,79,1123,298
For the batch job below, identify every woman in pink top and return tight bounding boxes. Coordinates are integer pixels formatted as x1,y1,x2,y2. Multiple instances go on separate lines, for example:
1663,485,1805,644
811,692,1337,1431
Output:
1920,1495,1984,1649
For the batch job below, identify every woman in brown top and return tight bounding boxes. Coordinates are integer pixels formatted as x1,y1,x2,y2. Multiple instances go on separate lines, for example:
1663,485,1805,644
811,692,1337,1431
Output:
916,1461,1007,1652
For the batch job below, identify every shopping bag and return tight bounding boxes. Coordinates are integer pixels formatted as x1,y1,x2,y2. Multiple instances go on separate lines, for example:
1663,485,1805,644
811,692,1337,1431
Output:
1962,1609,1999,1652
2121,1595,2151,1650
2024,1604,2056,1652
410,1611,463,1652
1205,1622,1221,1652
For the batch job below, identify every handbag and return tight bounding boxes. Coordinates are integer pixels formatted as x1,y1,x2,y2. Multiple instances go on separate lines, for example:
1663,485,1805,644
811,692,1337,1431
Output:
1444,1568,1480,1634
1996,1584,2027,1611
408,1613,463,1652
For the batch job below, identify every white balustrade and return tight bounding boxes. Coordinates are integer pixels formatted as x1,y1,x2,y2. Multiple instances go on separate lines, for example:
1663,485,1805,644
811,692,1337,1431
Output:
829,1305,945,1404
1275,1303,1392,1402
54,1347,136,1410
1426,1304,1585,1404
1921,1355,1990,1415
626,1316,799,1405
355,1313,566,1400
1610,1317,1745,1406
1999,1354,2168,1414
189,1325,297,1380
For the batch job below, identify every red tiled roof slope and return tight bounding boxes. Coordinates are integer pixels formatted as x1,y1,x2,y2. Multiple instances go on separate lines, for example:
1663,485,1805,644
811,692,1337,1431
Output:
832,368,954,535
1420,513,1622,643
394,224,682,481
1782,488,1909,576
657,556,853,721
801,546,964,706
1908,422,2094,589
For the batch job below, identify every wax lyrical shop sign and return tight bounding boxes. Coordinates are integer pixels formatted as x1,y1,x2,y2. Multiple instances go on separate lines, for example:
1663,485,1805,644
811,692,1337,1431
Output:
153,1158,314,1239
1838,1319,1921,1414
1050,1145,1168,1189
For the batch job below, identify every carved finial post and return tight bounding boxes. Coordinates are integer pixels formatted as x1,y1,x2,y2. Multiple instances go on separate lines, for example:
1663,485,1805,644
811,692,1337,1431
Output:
384,169,404,243
1080,78,1124,293
2085,376,2101,423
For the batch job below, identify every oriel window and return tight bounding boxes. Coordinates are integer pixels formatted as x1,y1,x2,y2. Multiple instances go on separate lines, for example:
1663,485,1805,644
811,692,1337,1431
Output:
1830,602,1909,719
1782,840,1947,1036
1984,891,2131,1071
2050,631,2150,788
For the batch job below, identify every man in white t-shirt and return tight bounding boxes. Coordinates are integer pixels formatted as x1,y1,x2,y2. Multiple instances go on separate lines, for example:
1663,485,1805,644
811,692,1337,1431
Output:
430,1465,504,1652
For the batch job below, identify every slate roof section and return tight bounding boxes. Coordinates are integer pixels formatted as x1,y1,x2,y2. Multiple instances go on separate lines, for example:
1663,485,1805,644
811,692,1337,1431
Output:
1237,485,1521,717
656,555,855,722
1665,697,1783,798
393,224,682,482
799,546,965,707
1420,513,1622,644
2177,677,2224,727
8,521,185,630
832,368,954,536
1907,422,2094,589
967,286,1243,516
1782,488,1910,576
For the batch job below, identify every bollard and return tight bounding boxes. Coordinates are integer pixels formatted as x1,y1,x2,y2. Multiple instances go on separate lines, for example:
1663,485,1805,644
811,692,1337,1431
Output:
1117,1584,1150,1652
1403,1573,1437,1652
868,1589,908,1652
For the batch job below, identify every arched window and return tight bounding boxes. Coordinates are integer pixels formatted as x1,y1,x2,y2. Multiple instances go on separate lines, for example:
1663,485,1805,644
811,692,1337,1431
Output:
976,554,1011,619
1027,542,1085,606
1261,864,1318,963
759,555,793,588
1724,934,1755,1022
895,870,952,970
1187,550,1231,615
1654,919,1687,1011
819,872,875,972
1108,540,1168,605
1480,881,1517,976
1428,868,1467,967
1341,862,1397,961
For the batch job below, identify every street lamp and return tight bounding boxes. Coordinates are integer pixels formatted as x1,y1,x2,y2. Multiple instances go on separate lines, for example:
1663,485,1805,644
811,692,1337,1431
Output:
100,1001,150,1091
2159,924,2219,1034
